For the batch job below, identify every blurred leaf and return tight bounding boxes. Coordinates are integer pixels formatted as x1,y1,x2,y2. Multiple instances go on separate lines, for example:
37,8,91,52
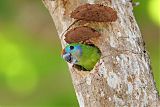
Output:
148,0,160,26
0,0,14,21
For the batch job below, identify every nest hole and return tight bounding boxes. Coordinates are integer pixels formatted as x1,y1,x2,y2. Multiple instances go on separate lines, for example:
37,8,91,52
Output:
73,64,87,71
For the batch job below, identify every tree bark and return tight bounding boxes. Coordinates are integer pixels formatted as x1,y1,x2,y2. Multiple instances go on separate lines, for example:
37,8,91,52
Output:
42,0,159,106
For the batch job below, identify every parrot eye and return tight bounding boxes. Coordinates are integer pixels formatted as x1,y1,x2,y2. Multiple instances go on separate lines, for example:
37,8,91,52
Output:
70,46,74,50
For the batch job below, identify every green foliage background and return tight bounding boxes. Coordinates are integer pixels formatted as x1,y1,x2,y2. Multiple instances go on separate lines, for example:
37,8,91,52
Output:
0,0,159,106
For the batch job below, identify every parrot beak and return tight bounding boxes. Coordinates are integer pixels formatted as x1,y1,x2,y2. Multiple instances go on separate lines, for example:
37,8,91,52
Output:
61,49,72,63
62,52,72,63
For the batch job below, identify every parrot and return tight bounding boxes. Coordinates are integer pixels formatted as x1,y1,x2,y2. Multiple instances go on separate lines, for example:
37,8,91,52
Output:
61,43,101,71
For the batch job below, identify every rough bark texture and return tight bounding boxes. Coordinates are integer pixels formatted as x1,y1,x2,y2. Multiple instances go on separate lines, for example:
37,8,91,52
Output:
42,0,159,106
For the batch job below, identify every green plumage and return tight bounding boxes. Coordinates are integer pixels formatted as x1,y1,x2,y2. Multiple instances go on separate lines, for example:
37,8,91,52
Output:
62,43,101,71
78,44,101,70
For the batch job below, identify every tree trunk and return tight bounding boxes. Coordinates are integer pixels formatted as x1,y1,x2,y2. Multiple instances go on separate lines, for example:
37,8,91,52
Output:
42,0,159,106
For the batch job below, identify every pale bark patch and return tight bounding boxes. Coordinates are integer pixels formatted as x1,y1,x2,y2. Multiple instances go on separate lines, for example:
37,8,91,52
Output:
107,72,119,89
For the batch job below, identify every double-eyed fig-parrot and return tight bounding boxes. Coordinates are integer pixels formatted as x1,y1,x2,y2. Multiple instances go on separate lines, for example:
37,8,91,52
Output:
61,43,101,70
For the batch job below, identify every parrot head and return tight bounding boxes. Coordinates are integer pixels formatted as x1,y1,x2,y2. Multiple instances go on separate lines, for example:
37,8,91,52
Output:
61,43,82,64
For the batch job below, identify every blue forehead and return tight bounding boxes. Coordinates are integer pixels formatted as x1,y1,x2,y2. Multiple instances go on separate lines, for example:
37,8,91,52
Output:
65,44,81,53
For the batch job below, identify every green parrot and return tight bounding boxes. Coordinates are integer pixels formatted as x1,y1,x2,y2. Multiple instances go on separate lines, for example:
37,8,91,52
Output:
61,43,101,71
